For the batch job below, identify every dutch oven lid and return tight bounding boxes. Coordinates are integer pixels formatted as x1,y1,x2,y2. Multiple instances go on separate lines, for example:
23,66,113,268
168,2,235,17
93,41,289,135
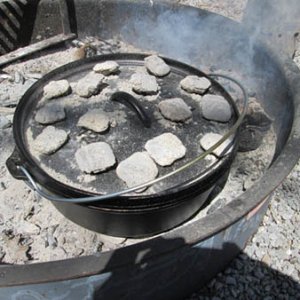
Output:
11,53,245,205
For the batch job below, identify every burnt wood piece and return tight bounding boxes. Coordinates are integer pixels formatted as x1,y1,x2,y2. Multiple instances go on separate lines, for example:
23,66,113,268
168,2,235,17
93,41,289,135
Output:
0,33,76,67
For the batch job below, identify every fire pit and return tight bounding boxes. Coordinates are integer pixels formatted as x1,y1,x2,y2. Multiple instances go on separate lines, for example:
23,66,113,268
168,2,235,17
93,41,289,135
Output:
0,0,299,299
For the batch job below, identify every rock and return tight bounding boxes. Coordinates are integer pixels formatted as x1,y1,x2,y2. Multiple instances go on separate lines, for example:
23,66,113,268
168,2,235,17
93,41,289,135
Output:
0,73,13,81
18,222,40,235
14,71,25,84
244,98,273,128
243,177,255,191
239,98,273,152
77,109,110,133
43,80,71,100
201,94,232,122
144,55,171,77
0,115,11,129
35,103,66,125
225,276,237,286
45,226,58,249
75,72,105,98
116,152,158,190
180,75,211,95
75,142,116,174
25,72,43,80
158,98,192,122
93,61,120,75
145,133,186,166
200,133,234,157
1,236,30,264
33,126,69,155
130,73,159,95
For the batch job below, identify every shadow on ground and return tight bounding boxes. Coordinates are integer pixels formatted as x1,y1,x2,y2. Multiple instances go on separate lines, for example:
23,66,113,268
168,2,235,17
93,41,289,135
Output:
91,237,300,300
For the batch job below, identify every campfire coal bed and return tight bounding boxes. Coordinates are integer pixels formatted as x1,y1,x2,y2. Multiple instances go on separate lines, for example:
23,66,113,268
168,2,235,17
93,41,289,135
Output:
0,1,300,299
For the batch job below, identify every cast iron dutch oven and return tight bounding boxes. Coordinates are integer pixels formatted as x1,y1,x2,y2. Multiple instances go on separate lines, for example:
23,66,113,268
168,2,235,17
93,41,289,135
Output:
6,53,245,237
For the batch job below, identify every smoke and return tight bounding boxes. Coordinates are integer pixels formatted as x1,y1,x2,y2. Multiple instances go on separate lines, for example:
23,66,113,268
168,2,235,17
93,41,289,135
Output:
243,0,300,58
115,0,299,151
118,2,261,80
117,0,300,73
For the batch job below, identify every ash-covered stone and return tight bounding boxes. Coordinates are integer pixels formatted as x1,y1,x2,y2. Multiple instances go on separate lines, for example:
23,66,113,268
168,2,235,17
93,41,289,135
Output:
14,71,25,84
0,79,36,106
116,152,158,190
144,55,171,77
25,72,43,80
200,133,234,157
130,73,159,95
158,98,192,122
93,61,120,75
239,98,273,152
180,75,211,95
75,72,105,98
75,142,116,174
78,109,110,133
35,103,66,125
145,133,186,166
33,126,69,155
201,94,232,122
0,115,11,129
43,80,71,100
18,222,40,236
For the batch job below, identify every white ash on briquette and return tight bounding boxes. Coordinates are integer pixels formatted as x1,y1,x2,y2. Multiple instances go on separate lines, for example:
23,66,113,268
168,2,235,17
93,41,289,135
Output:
75,142,116,174
180,75,212,95
116,152,158,191
130,73,159,95
35,103,66,125
200,133,234,158
145,133,187,166
43,80,71,100
77,109,110,133
158,98,192,122
93,61,120,76
144,55,171,77
0,115,11,129
32,126,69,155
74,72,105,98
201,94,232,123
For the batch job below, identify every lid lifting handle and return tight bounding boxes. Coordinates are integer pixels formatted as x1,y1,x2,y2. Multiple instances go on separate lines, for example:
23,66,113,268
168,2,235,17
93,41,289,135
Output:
110,92,152,128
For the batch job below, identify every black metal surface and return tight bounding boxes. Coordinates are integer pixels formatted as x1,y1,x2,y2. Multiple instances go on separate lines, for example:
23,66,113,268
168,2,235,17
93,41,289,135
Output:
53,185,215,237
